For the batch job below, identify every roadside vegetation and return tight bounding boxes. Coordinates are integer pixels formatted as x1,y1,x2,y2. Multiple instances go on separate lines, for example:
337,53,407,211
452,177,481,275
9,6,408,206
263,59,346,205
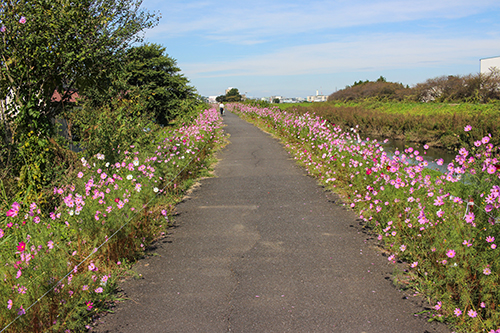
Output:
276,72,500,152
282,100,500,151
230,103,500,333
0,1,224,331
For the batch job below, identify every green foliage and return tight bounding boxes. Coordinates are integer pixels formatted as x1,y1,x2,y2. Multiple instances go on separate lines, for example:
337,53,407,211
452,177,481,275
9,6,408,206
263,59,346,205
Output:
243,99,271,108
124,43,198,125
68,96,157,164
216,88,242,103
0,0,159,122
0,0,159,197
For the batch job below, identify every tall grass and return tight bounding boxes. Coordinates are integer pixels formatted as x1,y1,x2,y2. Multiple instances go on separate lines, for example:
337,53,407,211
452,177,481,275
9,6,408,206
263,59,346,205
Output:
281,101,500,151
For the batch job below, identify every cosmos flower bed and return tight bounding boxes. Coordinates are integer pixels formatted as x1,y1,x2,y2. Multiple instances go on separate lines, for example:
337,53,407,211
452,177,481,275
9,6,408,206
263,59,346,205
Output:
230,103,500,333
0,108,224,332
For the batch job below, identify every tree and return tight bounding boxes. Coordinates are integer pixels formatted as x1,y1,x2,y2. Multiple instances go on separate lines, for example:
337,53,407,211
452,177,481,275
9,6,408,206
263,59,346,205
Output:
125,43,197,125
225,88,242,102
215,95,226,103
0,0,158,127
0,0,158,195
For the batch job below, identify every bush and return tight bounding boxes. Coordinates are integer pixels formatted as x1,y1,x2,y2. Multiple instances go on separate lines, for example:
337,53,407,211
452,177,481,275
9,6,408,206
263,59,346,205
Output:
328,81,412,102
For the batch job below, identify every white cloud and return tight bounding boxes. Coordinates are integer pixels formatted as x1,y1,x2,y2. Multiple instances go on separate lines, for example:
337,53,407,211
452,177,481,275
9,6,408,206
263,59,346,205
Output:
180,33,499,78
145,0,500,44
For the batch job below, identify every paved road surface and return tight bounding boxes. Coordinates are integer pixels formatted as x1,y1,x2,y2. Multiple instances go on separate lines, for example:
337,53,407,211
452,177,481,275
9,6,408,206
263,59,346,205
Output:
94,111,449,333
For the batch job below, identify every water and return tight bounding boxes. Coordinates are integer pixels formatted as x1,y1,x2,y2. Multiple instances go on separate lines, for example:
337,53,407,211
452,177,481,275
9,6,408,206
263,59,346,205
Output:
363,136,456,173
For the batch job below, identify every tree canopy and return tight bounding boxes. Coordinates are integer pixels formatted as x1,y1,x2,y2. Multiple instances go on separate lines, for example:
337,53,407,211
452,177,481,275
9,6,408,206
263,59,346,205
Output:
0,0,159,194
216,88,242,103
124,43,197,125
0,0,159,134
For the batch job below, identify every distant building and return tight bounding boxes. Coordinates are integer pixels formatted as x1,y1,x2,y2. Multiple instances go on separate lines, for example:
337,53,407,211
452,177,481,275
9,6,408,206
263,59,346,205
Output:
307,90,328,102
480,56,500,74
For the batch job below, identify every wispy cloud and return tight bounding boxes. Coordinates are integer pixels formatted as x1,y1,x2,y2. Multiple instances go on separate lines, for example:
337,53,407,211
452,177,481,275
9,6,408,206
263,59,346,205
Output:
181,33,499,78
146,0,500,44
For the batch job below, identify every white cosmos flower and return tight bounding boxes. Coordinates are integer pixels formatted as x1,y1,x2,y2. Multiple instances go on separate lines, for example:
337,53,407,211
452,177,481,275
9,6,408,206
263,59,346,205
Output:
133,159,139,166
153,187,159,193
127,174,133,180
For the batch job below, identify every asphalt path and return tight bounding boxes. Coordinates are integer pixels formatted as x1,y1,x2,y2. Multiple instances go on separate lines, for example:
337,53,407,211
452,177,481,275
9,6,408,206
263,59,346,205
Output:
94,111,449,333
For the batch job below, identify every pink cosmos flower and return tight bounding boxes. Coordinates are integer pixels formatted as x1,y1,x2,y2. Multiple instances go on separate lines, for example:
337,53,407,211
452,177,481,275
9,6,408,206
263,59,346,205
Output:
486,236,495,243
454,308,462,316
464,212,475,224
18,306,25,315
0,26,6,33
17,242,26,252
19,16,26,24
47,240,54,249
0,229,3,238
488,165,496,174
446,249,456,258
7,299,12,310
464,125,472,132
410,261,418,268
85,301,93,311
467,309,477,318
94,287,103,293
434,301,442,310
482,136,490,144
462,240,472,247
483,267,492,275
6,208,18,217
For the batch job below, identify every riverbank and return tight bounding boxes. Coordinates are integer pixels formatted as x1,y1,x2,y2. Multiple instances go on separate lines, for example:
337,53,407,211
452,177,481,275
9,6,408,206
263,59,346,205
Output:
277,100,500,151
230,103,500,333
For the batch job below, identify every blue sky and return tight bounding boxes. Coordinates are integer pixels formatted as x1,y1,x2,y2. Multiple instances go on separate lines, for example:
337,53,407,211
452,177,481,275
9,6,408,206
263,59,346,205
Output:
139,0,500,98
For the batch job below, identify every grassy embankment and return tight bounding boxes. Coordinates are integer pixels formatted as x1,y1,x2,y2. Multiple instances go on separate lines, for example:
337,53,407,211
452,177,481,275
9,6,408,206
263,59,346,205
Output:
278,100,500,151
230,102,500,333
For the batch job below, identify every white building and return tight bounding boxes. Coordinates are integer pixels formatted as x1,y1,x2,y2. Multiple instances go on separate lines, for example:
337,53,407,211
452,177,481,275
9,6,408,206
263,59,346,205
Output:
480,56,500,74
307,90,328,102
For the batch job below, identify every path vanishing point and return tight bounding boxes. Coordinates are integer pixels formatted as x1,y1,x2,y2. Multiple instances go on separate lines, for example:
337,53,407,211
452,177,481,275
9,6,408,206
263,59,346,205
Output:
94,110,450,333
